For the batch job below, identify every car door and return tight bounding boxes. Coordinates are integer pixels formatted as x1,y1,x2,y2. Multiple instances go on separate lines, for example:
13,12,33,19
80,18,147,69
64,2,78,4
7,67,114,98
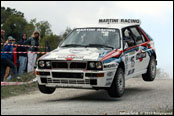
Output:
129,26,150,73
122,28,138,77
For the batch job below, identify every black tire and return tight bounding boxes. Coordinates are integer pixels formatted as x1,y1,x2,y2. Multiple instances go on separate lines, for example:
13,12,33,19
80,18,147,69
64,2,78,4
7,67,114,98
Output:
142,56,156,81
38,84,56,94
108,67,125,98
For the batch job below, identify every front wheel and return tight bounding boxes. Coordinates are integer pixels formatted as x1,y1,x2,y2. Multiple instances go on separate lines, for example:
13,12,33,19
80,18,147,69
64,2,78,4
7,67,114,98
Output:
142,56,156,81
38,84,56,94
108,68,125,98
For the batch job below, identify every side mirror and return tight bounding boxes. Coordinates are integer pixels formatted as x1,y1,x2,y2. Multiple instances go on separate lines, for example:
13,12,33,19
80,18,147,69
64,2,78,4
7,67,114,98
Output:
123,37,135,49
123,41,128,49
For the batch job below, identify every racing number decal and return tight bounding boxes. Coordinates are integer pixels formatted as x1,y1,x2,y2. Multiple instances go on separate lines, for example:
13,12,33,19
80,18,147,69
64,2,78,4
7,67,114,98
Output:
128,56,135,76
130,56,135,67
125,55,128,73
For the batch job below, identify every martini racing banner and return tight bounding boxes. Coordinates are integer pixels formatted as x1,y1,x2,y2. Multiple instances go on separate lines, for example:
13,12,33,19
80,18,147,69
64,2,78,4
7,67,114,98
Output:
99,19,141,25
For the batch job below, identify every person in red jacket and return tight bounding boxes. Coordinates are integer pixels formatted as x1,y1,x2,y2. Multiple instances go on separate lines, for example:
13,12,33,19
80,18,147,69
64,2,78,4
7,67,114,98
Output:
13,39,18,67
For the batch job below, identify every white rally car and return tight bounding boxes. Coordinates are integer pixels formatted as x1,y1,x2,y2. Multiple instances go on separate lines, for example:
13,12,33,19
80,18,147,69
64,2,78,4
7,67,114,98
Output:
36,19,157,97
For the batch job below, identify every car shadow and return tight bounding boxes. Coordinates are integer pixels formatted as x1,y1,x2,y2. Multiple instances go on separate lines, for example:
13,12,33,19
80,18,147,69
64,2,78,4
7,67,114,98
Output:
42,87,153,103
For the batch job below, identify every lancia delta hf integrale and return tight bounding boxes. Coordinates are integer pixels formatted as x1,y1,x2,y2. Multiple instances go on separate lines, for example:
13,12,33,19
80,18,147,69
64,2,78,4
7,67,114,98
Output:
36,19,157,97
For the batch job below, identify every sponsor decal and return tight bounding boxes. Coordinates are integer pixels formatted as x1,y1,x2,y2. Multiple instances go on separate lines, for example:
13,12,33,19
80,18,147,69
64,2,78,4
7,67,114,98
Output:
104,63,118,68
76,28,116,32
99,19,141,24
69,49,85,54
129,51,136,55
107,72,114,77
57,54,84,61
136,50,146,62
128,69,135,75
105,82,112,86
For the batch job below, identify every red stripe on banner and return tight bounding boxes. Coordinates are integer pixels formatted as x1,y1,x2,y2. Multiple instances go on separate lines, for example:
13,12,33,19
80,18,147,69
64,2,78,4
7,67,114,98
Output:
1,81,34,86
1,52,49,54
1,43,47,48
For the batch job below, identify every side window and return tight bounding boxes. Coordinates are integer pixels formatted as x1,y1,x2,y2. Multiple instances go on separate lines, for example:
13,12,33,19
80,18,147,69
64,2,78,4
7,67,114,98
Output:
130,27,144,45
122,28,136,48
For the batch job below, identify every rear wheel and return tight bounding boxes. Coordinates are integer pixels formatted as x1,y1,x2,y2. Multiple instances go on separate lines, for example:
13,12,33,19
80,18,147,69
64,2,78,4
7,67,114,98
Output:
38,84,56,94
142,56,156,81
108,68,125,98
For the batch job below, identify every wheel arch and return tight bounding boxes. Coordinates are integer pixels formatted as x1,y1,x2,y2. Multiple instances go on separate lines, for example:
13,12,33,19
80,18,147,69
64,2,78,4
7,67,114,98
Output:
151,50,157,59
118,61,125,74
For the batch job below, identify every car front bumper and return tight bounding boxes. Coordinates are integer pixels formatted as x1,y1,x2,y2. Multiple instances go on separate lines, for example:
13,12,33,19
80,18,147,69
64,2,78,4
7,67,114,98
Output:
36,69,117,89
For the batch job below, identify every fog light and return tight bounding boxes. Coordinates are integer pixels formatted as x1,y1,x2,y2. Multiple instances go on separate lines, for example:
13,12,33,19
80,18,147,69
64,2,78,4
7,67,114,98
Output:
36,71,40,75
97,73,104,77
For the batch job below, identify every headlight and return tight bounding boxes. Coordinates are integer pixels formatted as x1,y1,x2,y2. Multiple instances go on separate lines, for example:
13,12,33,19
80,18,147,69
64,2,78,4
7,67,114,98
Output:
46,61,51,67
39,61,45,68
89,62,96,68
96,62,102,69
88,61,103,70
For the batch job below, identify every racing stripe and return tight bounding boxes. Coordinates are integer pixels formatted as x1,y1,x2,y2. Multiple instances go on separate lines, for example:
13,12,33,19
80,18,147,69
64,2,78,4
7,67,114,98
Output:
100,49,123,62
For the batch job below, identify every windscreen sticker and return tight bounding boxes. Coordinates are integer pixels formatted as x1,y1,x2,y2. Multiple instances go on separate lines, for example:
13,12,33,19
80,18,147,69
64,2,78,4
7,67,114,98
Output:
76,28,116,32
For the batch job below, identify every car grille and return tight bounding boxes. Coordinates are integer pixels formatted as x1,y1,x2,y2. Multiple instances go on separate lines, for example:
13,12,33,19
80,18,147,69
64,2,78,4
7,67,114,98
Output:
47,78,91,84
52,72,84,79
51,61,87,70
52,62,68,68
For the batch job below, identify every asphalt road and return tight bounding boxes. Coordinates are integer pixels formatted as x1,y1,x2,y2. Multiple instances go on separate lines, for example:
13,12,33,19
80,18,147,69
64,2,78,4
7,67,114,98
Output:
1,78,173,115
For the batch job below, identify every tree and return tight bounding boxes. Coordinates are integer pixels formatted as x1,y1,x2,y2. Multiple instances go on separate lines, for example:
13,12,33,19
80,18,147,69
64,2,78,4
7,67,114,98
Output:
2,14,27,42
62,27,72,38
1,6,24,25
34,20,52,39
24,23,35,38
40,34,61,51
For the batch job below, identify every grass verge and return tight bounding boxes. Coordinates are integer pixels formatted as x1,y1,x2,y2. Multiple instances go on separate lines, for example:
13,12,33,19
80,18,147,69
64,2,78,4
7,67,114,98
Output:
1,72,38,99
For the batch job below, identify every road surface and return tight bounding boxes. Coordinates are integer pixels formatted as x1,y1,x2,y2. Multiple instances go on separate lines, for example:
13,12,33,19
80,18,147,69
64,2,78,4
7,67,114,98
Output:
1,78,173,115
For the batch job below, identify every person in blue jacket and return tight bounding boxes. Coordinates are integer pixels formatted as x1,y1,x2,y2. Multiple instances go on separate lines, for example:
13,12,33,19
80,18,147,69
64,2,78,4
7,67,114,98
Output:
1,36,19,81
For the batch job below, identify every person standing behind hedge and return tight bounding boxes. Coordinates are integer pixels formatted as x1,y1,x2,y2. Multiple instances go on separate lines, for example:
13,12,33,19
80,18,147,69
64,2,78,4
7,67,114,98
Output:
24,31,40,72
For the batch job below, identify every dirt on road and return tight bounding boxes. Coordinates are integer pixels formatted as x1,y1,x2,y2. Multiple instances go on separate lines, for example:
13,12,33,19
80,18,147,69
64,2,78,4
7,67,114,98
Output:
1,78,173,115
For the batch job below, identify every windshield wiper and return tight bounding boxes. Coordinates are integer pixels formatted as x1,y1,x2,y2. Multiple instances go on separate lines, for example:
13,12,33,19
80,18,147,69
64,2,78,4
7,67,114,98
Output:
86,44,114,49
61,44,86,47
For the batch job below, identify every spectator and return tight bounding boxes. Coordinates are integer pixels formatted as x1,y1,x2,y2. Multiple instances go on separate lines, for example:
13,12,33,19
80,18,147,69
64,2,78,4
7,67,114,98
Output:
24,30,40,72
1,29,5,43
17,33,28,75
1,36,20,81
4,38,18,81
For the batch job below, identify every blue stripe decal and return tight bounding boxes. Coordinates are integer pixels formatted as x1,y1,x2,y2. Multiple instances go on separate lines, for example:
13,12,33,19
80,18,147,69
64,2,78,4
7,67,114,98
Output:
102,46,153,64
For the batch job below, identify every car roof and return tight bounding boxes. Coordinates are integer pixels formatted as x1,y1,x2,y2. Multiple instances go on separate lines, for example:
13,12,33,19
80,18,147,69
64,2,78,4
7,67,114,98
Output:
75,24,140,30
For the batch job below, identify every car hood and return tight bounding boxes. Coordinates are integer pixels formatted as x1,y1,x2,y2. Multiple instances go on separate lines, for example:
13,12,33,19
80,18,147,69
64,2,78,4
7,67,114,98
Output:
39,47,113,61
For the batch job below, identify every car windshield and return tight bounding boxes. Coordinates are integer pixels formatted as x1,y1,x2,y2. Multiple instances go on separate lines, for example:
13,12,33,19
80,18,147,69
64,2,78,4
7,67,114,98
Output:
60,28,120,49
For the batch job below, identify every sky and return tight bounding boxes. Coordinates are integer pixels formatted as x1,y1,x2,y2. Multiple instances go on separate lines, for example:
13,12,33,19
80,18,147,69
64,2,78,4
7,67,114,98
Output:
1,1,173,78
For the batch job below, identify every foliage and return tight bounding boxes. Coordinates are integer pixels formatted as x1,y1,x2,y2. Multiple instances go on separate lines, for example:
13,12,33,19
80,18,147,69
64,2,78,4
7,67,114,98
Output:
1,6,71,47
1,6,24,24
2,14,28,42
